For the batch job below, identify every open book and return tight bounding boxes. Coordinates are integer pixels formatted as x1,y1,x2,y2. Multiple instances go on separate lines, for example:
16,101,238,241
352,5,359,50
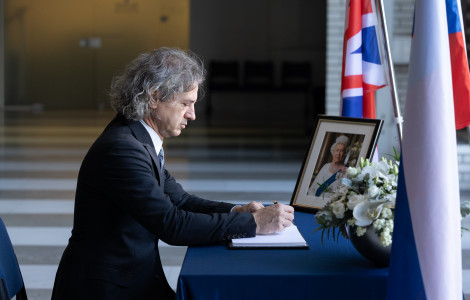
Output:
228,224,309,249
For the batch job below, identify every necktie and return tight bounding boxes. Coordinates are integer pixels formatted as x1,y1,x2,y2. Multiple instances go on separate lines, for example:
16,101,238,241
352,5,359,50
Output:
158,148,165,169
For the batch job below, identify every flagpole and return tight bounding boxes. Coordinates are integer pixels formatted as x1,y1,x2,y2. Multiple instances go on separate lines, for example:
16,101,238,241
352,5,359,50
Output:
375,0,403,148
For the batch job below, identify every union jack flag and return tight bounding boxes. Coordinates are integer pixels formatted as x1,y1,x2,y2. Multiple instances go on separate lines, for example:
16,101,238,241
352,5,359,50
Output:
341,0,386,119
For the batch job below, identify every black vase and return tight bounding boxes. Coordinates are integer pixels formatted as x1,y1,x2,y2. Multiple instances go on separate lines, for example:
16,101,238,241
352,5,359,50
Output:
346,225,391,267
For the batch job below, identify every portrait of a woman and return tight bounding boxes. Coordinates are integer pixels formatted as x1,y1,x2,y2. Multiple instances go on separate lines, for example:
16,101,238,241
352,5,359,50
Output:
307,135,350,196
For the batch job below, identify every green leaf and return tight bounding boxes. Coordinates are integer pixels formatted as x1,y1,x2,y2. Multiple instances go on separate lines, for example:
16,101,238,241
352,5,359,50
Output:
340,225,349,239
384,146,400,162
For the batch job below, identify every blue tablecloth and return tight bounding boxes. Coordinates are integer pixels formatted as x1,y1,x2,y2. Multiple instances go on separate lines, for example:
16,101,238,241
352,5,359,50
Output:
176,211,389,300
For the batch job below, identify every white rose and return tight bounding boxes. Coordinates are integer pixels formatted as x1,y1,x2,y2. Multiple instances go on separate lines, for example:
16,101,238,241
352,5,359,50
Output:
347,194,365,210
331,201,346,219
346,167,359,178
368,186,380,198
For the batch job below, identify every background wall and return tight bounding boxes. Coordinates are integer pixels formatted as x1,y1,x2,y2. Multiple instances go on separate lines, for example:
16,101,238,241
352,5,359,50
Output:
4,0,190,110
4,0,326,119
190,0,326,126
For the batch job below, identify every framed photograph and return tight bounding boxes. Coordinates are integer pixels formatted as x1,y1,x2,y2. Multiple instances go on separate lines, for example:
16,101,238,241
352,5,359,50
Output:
290,115,383,213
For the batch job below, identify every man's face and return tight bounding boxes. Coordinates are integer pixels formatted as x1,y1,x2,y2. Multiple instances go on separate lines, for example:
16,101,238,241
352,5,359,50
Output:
149,85,198,139
332,143,346,163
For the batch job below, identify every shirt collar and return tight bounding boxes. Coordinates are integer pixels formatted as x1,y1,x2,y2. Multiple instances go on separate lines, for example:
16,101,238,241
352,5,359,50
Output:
139,120,163,154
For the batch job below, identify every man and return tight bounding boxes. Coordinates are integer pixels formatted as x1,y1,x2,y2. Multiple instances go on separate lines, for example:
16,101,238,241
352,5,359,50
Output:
52,48,294,299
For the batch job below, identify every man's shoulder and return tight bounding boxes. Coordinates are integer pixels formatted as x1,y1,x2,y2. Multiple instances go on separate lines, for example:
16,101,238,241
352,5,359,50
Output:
88,118,143,152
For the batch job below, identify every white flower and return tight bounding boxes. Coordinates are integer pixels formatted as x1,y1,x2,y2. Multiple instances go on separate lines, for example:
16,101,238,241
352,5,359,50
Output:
356,226,367,236
316,210,332,221
352,201,375,226
361,165,377,178
381,207,393,219
353,201,385,226
385,220,394,231
346,167,359,178
331,200,346,219
380,231,392,247
382,193,396,205
347,194,365,210
375,160,390,174
373,218,385,230
314,156,399,248
368,186,380,198
387,174,398,185
335,186,348,201
393,164,399,175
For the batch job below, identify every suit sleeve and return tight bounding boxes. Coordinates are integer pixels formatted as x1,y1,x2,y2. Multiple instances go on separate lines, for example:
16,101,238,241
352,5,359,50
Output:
162,168,236,214
101,138,256,246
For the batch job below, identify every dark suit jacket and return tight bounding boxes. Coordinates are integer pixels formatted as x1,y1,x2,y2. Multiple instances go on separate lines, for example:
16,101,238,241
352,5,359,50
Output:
52,114,256,299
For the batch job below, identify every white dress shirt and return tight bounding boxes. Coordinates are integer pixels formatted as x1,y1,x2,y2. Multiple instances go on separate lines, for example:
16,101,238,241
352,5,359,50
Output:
139,120,163,155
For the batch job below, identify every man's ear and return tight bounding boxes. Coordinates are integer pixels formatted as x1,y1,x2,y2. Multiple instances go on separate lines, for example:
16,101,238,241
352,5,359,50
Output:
150,91,159,108
149,99,158,109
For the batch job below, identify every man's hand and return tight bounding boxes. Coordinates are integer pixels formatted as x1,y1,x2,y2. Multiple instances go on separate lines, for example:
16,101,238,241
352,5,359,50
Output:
252,204,294,234
232,201,264,213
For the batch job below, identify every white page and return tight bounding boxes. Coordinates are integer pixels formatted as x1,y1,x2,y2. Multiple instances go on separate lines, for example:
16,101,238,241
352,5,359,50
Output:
231,224,307,247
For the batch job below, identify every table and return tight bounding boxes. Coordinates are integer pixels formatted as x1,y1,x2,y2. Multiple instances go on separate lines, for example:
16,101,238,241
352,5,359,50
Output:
176,212,389,300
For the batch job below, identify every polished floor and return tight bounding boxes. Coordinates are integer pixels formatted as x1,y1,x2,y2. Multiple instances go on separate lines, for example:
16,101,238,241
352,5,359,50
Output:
1,110,470,299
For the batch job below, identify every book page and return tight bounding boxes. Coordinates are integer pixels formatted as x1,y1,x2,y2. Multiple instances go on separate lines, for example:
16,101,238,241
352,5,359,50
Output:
231,224,308,248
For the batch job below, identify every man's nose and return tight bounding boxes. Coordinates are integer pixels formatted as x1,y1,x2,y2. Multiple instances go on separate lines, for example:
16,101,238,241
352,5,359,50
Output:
185,108,196,121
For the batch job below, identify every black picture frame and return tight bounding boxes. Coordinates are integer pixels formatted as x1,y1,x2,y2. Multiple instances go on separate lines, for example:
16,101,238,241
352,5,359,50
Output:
290,115,383,213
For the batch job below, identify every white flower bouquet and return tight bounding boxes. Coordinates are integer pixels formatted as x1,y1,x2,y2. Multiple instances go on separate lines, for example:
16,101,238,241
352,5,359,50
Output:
315,157,399,247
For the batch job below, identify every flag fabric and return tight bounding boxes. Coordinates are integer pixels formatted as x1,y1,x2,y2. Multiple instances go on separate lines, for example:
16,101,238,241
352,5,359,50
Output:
340,0,386,119
446,0,470,129
386,0,462,298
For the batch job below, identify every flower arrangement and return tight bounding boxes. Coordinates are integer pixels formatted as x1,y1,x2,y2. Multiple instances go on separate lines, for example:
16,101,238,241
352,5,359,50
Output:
315,157,398,247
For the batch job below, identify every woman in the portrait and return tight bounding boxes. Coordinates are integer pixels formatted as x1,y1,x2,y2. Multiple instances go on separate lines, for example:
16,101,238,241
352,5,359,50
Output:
308,135,350,196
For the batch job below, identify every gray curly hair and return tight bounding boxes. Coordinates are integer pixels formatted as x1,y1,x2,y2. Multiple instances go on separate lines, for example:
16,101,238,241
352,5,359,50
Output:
109,47,206,120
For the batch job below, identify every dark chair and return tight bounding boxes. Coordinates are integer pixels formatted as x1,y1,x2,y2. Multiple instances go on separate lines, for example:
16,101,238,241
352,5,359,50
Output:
243,61,274,89
208,60,240,90
281,61,312,89
0,217,27,300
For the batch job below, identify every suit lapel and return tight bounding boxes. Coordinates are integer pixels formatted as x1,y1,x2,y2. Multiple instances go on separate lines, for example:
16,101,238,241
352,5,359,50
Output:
127,120,165,191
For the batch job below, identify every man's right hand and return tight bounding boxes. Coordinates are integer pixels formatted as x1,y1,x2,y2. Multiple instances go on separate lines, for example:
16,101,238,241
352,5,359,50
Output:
252,204,294,235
